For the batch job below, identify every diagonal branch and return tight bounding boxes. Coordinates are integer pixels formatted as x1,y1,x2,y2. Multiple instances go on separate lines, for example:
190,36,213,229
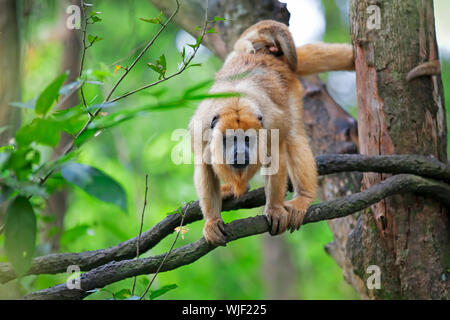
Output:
22,174,450,300
1,154,449,284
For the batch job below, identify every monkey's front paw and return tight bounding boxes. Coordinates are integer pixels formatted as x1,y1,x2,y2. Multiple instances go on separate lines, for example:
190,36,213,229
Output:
284,197,310,232
203,218,228,247
264,206,289,236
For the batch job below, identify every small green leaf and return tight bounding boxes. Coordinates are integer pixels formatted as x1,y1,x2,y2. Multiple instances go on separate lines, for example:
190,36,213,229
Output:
35,72,69,116
88,34,102,45
90,12,102,23
186,63,202,69
113,288,132,300
139,17,160,24
158,54,167,72
206,27,218,34
149,284,178,300
4,197,37,277
59,81,82,96
61,163,127,212
147,63,163,75
213,16,226,21
182,79,214,98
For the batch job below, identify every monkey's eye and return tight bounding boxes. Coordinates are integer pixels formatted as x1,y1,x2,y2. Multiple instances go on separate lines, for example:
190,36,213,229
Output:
258,115,263,122
211,115,219,129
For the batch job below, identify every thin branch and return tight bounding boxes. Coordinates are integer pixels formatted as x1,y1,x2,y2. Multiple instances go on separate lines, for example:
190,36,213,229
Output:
139,212,185,300
35,0,181,189
21,174,450,300
131,174,149,296
104,0,180,103
78,1,91,116
1,154,448,284
316,154,450,182
108,3,210,104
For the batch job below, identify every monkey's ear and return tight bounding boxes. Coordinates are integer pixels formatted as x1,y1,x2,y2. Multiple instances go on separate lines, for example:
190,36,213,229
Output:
211,115,219,128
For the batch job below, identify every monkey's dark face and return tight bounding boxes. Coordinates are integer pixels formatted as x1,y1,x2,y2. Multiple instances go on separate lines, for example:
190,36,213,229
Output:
209,103,264,196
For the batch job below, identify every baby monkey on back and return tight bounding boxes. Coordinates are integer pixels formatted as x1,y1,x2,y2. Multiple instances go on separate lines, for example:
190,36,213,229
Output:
189,20,354,246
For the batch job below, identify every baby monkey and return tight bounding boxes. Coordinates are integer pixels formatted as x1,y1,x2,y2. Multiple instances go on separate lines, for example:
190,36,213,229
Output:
189,20,354,246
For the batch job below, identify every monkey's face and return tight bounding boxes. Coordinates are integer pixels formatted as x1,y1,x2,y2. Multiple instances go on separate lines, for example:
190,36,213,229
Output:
209,101,264,196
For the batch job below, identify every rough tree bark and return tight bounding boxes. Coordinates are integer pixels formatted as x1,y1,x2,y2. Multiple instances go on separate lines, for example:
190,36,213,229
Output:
149,0,362,298
0,0,21,145
349,0,449,299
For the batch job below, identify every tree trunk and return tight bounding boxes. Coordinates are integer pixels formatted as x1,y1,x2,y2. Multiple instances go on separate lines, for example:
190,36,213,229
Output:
349,0,449,299
43,0,82,252
0,0,21,145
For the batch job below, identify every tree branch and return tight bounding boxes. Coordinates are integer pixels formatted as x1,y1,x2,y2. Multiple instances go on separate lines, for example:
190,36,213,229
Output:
22,173,450,300
1,154,449,284
316,154,450,182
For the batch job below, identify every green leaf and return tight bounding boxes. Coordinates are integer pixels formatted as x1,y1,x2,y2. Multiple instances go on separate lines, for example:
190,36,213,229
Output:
60,225,90,246
74,128,99,147
113,288,132,300
185,92,241,101
7,147,41,181
4,197,37,277
1,178,47,197
90,14,102,23
139,17,160,24
182,79,214,97
61,163,127,212
158,54,167,72
206,27,218,34
88,34,102,45
59,80,82,96
186,63,202,69
10,99,36,110
149,284,178,300
35,72,69,116
213,16,226,21
139,12,163,24
51,107,88,135
15,118,61,147
147,63,163,75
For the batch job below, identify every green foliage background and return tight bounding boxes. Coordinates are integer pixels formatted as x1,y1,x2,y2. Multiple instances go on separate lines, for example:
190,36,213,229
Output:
0,0,448,300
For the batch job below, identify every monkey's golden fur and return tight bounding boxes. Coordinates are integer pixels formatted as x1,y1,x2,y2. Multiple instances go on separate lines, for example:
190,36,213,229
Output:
189,20,354,246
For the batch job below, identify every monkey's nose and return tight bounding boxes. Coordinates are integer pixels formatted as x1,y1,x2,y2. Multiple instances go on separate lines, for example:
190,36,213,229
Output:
231,158,249,169
232,135,250,169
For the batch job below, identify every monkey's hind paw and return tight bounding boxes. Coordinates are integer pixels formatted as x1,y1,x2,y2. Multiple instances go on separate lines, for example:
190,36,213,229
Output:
284,197,310,233
203,218,228,247
264,206,289,236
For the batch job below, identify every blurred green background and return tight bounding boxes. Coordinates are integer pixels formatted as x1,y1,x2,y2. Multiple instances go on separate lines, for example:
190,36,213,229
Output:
0,0,449,300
